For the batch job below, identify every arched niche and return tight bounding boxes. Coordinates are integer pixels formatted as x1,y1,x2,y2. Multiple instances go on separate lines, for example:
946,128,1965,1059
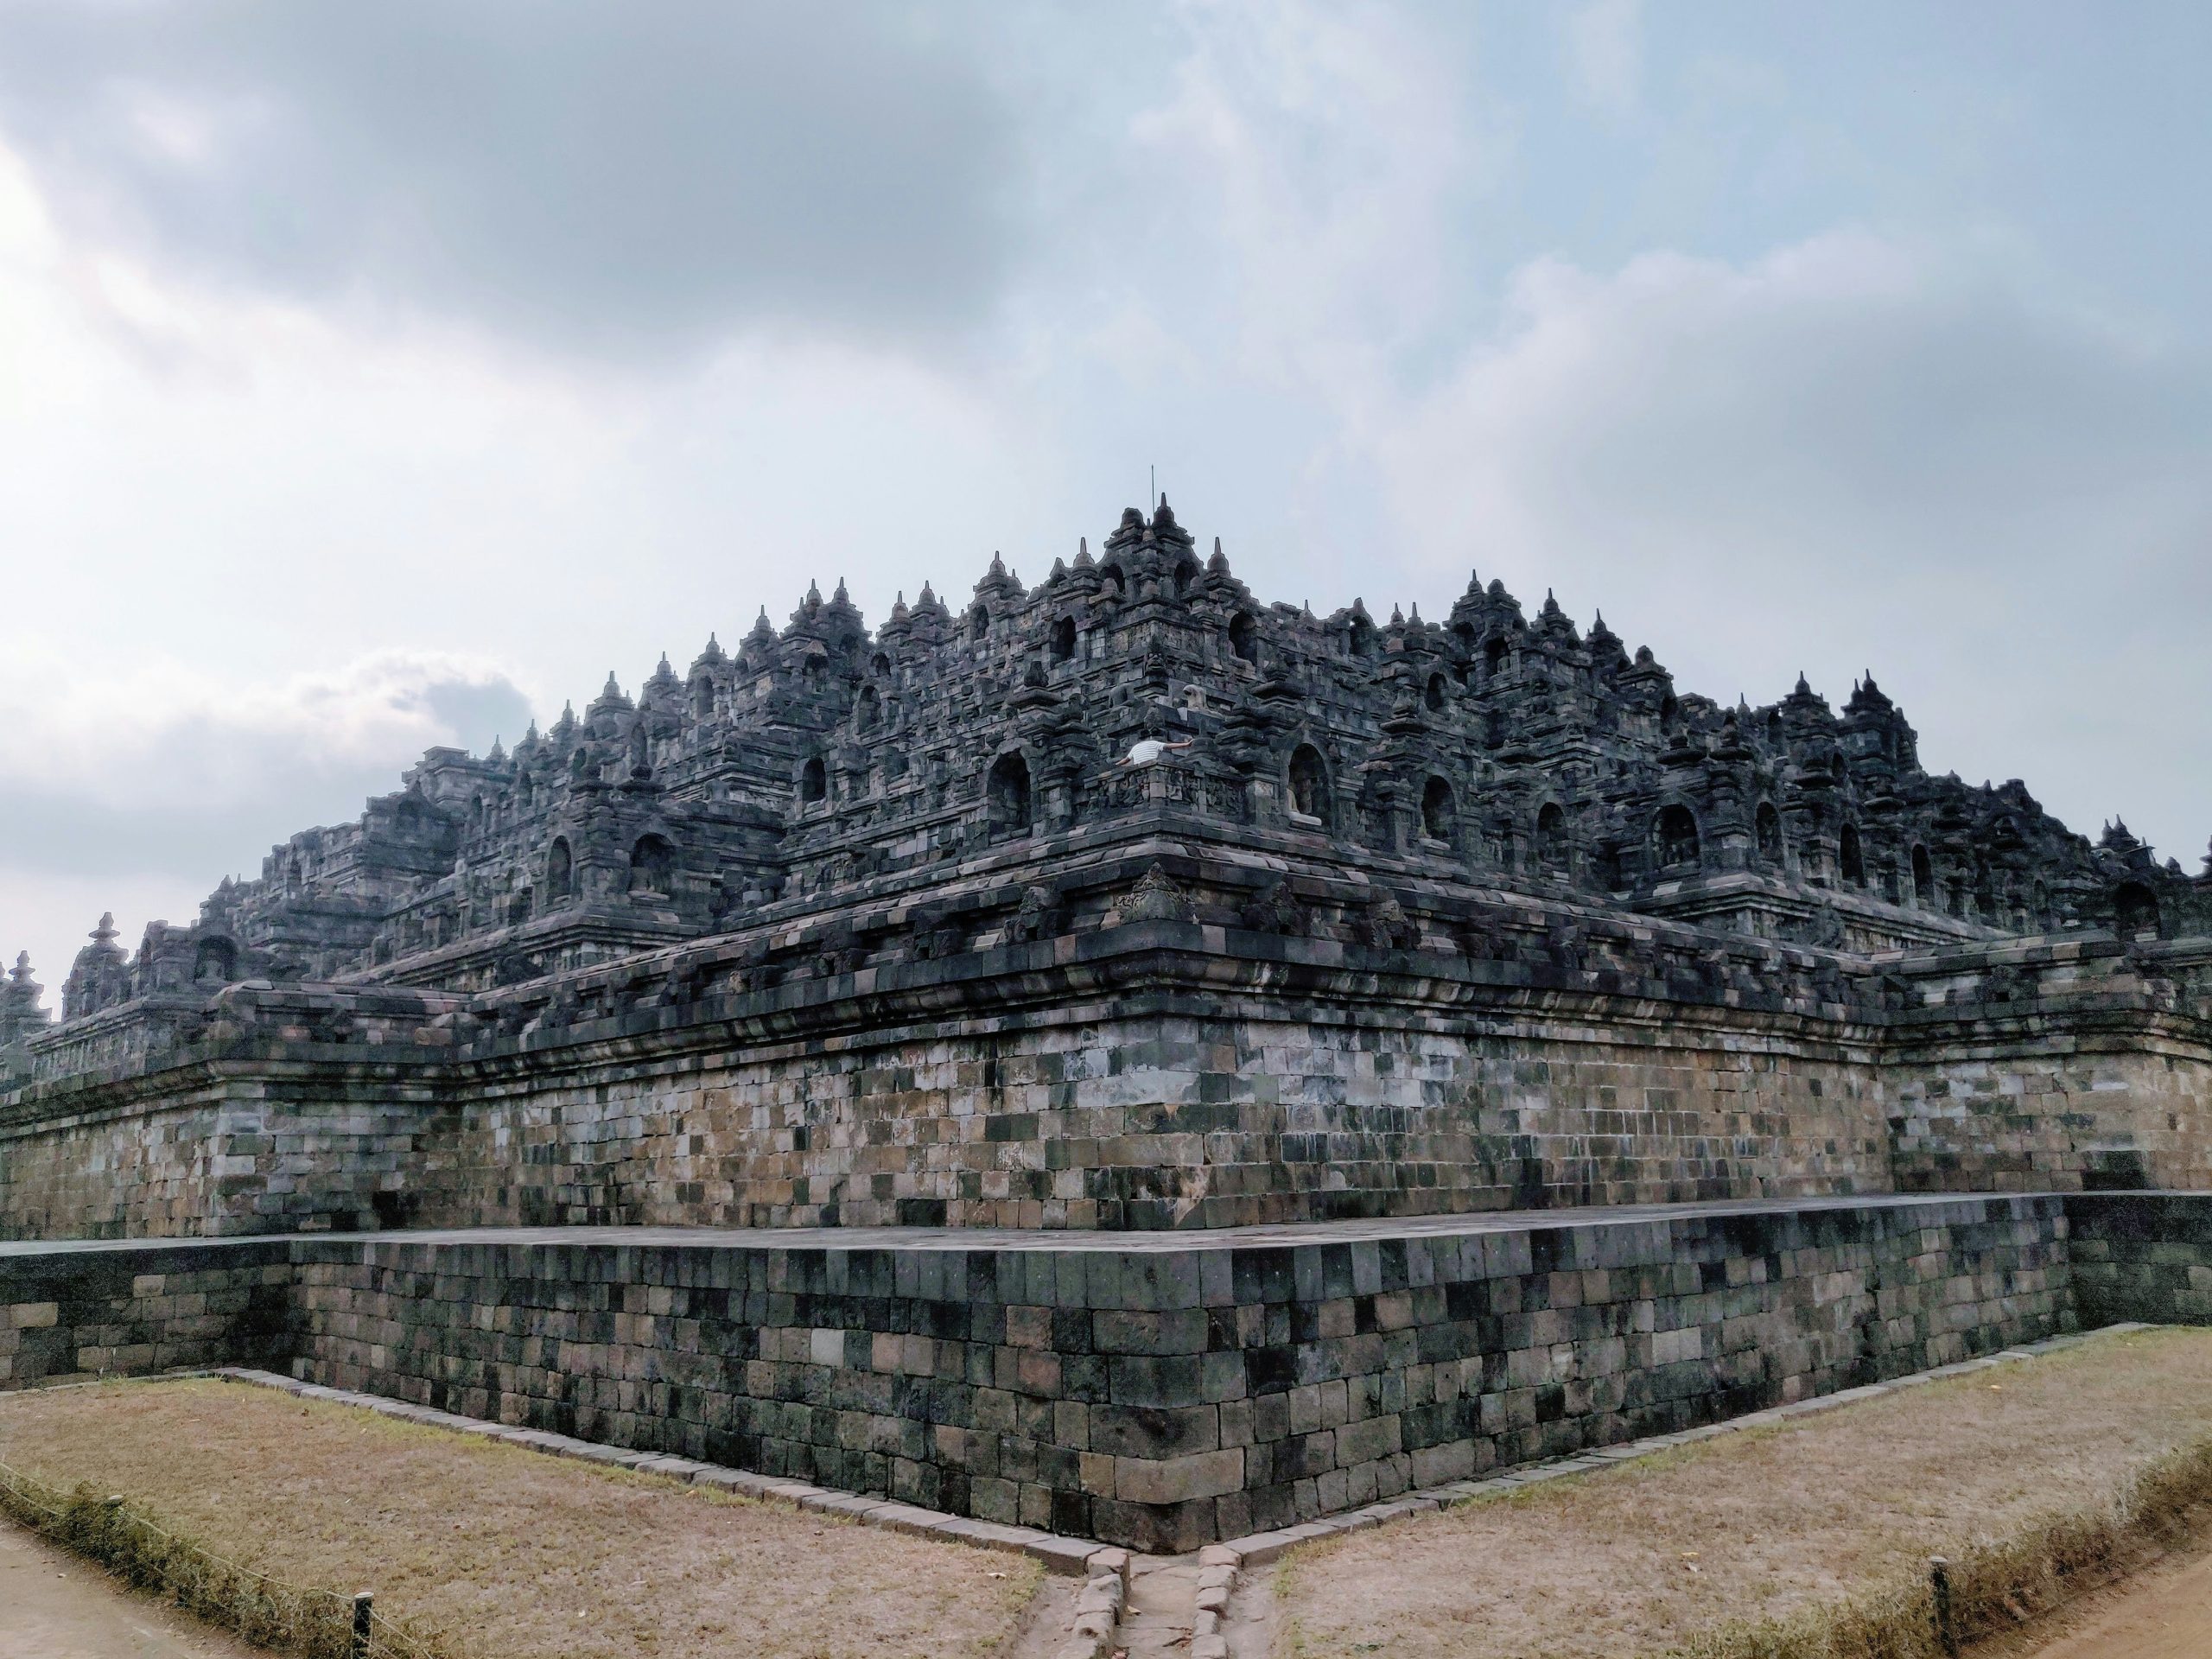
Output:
1421,776,1456,843
628,834,676,895
1756,801,1784,864
1228,613,1257,664
1288,744,1332,828
1655,804,1700,872
987,751,1033,838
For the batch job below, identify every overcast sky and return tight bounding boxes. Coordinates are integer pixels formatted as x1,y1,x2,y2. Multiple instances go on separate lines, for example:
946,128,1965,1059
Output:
3,1,2208,1004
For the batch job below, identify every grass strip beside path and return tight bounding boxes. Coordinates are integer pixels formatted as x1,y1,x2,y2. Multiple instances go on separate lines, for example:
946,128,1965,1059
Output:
1277,1327,2212,1659
0,1377,1040,1659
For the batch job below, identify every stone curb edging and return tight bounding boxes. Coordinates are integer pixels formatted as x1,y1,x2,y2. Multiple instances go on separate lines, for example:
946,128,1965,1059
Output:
208,1367,1130,1582
1189,1544,1240,1657
1051,1564,1127,1659
1209,1324,2158,1568
134,1329,2158,1659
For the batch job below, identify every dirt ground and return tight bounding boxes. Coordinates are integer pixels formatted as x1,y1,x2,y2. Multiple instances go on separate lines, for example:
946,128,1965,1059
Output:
1276,1327,2212,1659
0,1377,1039,1659
0,1521,262,1659
1971,1540,2212,1659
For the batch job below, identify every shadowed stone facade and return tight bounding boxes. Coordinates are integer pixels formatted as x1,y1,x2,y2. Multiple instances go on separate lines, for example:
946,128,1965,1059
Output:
3,502,2210,1237
0,1193,2113,1551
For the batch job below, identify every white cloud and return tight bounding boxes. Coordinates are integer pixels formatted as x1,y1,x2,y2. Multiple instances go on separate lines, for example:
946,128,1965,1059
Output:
3,6,2209,1016
0,645,533,1006
0,645,530,817
1565,0,1643,117
1121,0,1491,389
0,118,1053,1002
1373,230,2212,865
0,2,1022,357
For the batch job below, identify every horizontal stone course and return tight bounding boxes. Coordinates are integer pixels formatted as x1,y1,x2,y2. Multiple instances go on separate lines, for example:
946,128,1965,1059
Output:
7,924,2207,1243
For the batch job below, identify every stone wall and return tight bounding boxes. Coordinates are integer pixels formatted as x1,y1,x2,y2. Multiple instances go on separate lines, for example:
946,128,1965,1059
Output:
285,1196,2071,1550
0,1081,228,1241
1885,1039,2212,1195
0,1237,292,1388
2068,1193,2212,1326
1879,938,2212,1194
0,1063,455,1241
432,992,1891,1235
0,1194,2112,1549
4,917,2207,1244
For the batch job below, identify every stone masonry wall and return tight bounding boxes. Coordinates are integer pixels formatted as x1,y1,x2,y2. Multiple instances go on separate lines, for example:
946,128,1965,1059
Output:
0,1084,230,1241
284,1197,2072,1550
2,1194,2108,1550
2068,1193,2212,1326
0,1064,456,1241
430,1001,1891,1235
0,1237,293,1389
4,925,2207,1243
1885,1035,2212,1195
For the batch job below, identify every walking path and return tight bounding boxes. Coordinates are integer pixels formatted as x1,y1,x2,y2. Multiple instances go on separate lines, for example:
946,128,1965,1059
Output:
0,1189,2065,1259
0,1522,257,1659
1991,1543,2212,1659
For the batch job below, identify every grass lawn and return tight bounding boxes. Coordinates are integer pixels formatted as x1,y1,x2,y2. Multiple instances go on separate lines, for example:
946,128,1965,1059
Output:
0,1376,1039,1659
1277,1327,2212,1659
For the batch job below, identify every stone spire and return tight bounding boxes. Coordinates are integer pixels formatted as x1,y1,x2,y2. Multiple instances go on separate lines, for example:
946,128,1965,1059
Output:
589,671,632,715
0,950,46,1046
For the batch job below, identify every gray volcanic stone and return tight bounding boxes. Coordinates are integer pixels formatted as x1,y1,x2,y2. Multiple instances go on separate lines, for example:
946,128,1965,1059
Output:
10,1190,2191,1551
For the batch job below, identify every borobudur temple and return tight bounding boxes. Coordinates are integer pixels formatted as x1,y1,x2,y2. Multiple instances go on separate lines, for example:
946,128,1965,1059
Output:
3,499,2209,1550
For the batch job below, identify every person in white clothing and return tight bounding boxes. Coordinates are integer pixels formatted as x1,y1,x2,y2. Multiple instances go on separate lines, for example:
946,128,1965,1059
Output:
1121,736,1195,766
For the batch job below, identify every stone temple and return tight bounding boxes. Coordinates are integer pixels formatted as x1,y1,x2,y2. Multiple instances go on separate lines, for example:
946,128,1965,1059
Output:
3,501,2209,1551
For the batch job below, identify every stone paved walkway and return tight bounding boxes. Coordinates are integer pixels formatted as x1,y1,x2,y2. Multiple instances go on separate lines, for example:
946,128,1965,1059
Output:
1119,1558,1201,1656
0,1189,2064,1258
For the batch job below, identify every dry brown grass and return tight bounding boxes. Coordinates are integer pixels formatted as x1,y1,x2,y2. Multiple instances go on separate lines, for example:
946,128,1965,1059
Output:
0,1377,1039,1659
1277,1328,2212,1659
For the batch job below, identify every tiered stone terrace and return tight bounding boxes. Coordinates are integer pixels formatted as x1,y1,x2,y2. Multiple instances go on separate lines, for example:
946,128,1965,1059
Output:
2,505,2209,1547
